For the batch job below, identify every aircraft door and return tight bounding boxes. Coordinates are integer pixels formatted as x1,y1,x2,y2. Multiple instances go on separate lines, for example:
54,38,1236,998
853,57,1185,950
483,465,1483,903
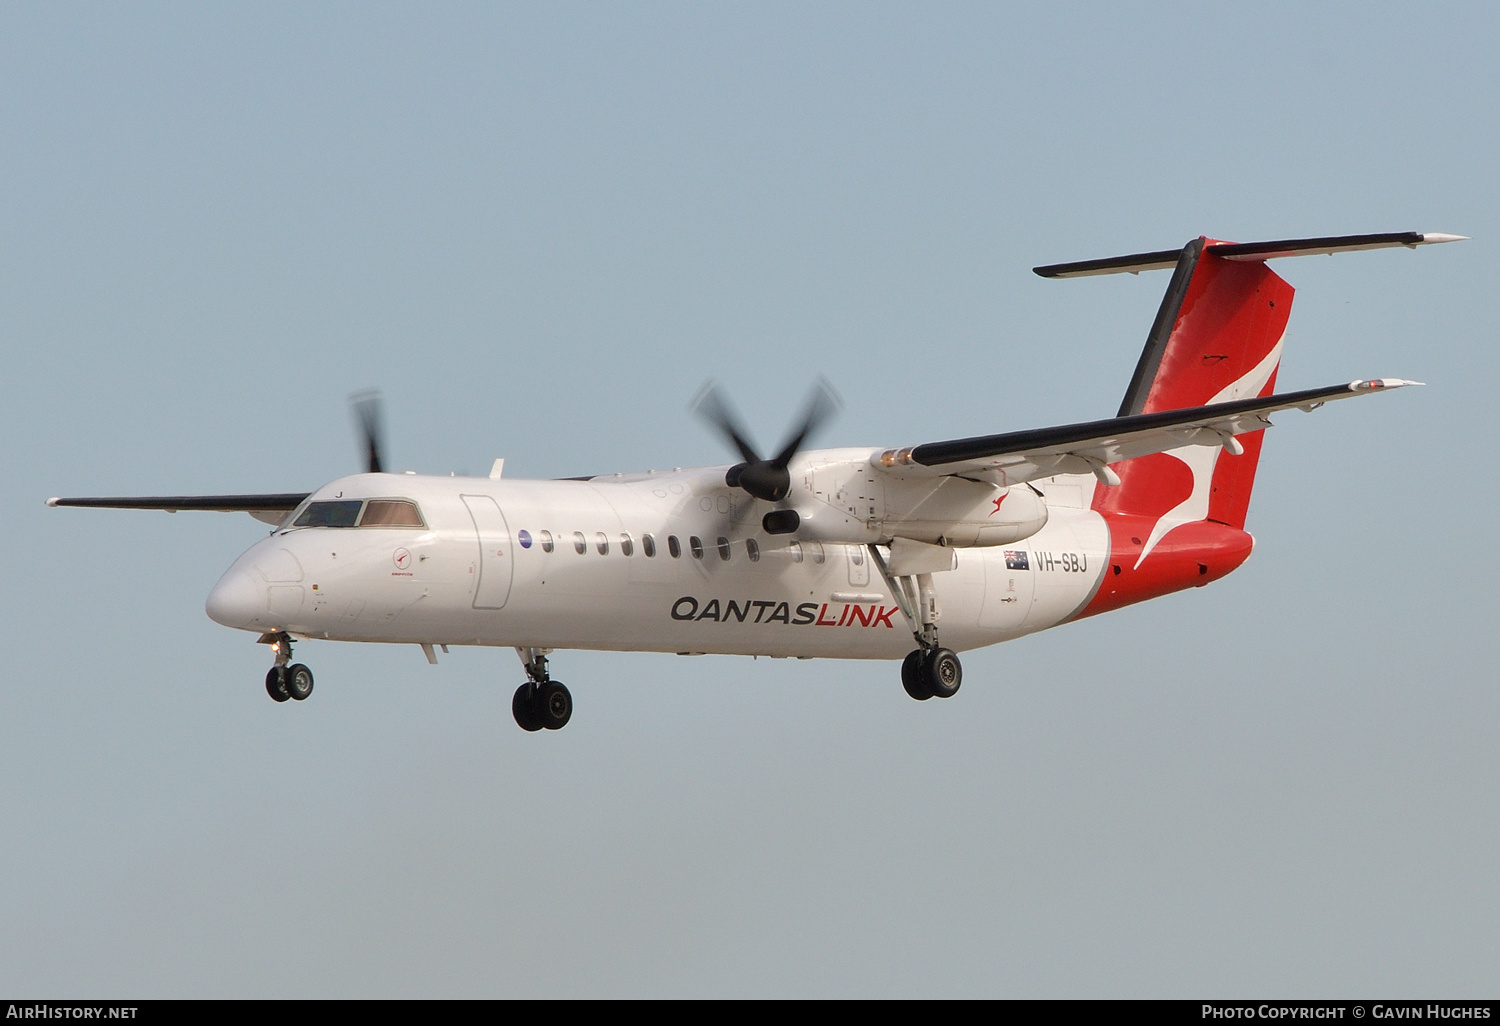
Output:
462,494,514,610
979,547,1037,632
846,545,871,587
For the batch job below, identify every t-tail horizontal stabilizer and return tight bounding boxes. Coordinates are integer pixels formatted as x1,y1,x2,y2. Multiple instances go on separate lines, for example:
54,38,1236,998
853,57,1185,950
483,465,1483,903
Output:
1033,231,1467,279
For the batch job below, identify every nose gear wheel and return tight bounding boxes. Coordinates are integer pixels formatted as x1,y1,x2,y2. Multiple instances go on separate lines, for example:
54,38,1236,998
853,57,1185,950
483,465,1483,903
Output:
261,632,315,704
266,667,291,703
285,663,314,701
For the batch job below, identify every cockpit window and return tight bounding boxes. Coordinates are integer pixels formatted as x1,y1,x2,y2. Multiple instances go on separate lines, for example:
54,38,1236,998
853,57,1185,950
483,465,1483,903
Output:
290,498,426,529
359,499,425,528
292,500,364,528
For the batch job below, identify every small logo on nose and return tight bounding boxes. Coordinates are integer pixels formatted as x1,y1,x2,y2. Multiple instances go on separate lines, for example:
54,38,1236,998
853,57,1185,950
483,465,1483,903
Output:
393,548,412,570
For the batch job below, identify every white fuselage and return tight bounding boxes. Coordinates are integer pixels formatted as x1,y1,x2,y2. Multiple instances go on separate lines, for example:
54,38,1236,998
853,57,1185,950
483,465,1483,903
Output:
206,464,1112,660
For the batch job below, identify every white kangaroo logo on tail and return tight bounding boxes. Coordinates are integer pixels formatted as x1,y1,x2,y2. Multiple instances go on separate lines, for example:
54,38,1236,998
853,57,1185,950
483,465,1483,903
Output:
1134,335,1286,567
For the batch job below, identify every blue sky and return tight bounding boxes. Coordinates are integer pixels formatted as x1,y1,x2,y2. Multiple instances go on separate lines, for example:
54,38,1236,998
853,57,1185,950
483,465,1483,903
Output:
1,3,1495,996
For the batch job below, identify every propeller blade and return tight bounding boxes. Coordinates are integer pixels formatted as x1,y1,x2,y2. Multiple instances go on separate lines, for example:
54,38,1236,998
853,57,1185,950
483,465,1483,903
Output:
692,378,842,504
351,390,386,474
771,377,843,467
691,381,765,465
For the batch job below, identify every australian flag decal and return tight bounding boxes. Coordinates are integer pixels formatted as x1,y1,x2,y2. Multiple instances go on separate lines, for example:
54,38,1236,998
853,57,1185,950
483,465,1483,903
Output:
1004,550,1029,570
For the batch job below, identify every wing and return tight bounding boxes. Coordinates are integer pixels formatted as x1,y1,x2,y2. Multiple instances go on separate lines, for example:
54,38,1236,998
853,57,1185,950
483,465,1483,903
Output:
47,493,311,526
873,379,1419,485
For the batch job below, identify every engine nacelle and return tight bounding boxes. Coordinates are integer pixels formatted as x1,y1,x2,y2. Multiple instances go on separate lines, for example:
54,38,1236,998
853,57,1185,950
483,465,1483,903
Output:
792,452,1050,547
884,476,1049,546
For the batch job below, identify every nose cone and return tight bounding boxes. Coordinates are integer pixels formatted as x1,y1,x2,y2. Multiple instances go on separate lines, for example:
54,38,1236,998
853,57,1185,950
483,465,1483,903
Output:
206,567,265,629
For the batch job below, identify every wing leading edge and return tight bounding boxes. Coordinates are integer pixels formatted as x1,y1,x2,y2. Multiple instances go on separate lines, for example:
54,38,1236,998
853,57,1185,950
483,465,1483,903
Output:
872,379,1419,486
47,493,311,526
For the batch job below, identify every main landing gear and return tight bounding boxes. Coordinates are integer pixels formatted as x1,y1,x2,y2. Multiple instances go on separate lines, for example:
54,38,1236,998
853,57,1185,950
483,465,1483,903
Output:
512,647,572,732
262,632,314,704
901,647,962,701
864,545,964,703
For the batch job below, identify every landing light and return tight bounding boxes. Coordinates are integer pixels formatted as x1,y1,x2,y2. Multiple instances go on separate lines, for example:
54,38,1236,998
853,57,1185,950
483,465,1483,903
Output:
876,448,916,468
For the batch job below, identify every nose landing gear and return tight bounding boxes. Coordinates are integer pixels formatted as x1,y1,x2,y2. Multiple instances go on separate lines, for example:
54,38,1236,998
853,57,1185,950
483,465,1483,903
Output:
513,648,572,732
261,632,314,704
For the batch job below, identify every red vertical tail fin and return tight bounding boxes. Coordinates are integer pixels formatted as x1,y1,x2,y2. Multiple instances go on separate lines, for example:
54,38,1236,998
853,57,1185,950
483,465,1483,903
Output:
1029,230,1460,618
1094,237,1293,530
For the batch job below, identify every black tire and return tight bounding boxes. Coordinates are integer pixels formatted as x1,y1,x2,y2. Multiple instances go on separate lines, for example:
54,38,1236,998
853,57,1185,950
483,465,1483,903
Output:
285,663,314,701
901,650,932,701
265,667,290,703
535,681,573,730
921,648,962,699
512,683,543,732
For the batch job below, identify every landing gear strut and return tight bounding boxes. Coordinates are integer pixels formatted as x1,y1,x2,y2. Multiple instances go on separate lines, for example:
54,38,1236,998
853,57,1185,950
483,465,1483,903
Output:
261,632,314,704
868,546,964,703
513,647,572,732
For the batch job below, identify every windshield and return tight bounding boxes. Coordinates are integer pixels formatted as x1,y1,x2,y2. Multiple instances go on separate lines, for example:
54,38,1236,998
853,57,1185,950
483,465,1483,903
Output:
292,500,364,528
359,499,425,527
288,497,427,529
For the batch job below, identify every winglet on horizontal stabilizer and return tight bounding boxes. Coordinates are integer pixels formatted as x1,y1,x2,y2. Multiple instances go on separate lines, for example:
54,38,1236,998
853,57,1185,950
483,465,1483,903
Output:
1033,232,1467,279
1351,377,1424,390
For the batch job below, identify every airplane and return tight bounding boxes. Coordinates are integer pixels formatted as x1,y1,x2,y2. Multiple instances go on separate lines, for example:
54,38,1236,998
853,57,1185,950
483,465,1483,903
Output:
49,231,1461,732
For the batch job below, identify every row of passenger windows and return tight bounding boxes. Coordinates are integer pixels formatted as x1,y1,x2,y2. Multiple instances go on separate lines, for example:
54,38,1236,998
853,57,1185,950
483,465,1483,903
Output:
287,499,835,565
516,529,829,564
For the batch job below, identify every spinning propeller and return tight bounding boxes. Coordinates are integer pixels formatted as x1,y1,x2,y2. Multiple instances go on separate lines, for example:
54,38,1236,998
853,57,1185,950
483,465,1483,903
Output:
45,390,392,519
350,390,387,474
692,379,841,530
